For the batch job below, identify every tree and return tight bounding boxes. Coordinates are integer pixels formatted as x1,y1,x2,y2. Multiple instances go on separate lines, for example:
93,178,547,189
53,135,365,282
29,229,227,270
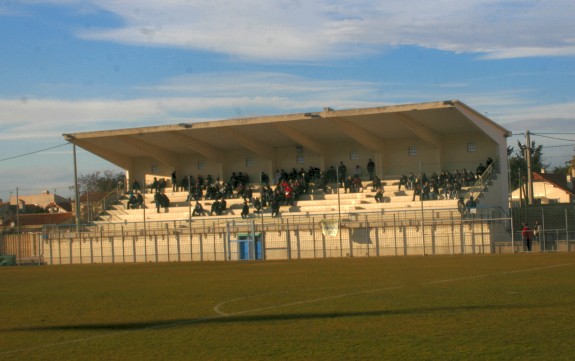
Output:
77,170,125,195
508,140,548,204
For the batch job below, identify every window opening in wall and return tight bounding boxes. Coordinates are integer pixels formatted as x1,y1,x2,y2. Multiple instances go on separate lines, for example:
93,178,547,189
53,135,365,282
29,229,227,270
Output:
197,160,205,170
296,154,305,164
245,157,254,168
349,151,359,161
408,146,417,157
467,143,477,152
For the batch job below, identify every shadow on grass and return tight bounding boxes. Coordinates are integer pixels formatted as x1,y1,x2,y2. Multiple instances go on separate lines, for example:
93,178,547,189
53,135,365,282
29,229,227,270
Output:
5,304,524,333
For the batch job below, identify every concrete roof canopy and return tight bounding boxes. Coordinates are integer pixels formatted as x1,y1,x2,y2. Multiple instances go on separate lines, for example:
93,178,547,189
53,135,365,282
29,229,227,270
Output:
64,100,511,171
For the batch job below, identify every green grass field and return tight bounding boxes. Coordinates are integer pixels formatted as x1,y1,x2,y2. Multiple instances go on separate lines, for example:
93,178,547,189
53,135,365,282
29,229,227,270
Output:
1,253,575,360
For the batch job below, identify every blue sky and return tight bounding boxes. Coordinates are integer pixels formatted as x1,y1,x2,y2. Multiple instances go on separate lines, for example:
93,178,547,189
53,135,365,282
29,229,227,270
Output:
1,0,574,200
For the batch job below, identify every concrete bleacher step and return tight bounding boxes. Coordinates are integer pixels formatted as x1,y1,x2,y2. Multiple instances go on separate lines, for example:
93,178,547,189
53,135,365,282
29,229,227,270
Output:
102,178,470,224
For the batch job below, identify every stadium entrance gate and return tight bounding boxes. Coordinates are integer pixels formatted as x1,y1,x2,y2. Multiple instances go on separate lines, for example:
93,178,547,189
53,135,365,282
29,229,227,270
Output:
226,220,263,261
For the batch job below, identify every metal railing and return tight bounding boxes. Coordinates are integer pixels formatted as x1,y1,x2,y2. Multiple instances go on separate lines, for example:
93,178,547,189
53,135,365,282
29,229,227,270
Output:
464,161,496,202
81,186,124,223
30,206,516,265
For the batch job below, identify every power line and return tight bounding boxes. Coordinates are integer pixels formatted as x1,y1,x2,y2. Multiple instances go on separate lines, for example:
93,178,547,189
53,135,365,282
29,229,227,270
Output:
542,144,575,149
531,133,575,142
0,143,70,163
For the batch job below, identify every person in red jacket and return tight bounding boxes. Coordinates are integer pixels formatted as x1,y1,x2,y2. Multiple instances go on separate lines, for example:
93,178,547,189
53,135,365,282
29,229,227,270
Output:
522,223,533,252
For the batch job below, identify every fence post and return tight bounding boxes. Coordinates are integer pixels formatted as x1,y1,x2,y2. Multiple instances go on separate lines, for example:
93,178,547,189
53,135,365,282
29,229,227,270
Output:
393,214,398,256
176,231,181,263
165,223,170,262
460,222,465,255
132,236,137,263
200,232,204,261
154,234,159,263
100,231,104,264
312,219,317,259
295,226,301,259
431,212,436,255
566,208,570,252
111,235,115,264
121,225,125,263
286,221,291,260
321,215,327,258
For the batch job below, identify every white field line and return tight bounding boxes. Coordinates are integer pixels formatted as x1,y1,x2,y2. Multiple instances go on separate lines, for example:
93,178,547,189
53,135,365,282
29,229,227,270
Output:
1,262,572,356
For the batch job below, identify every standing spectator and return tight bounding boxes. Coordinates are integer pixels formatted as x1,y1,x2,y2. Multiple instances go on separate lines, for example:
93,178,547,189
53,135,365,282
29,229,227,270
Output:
457,197,466,217
154,190,169,213
354,165,362,178
271,198,280,217
253,197,262,214
171,171,178,192
159,178,167,192
367,159,375,181
160,191,170,213
261,171,269,186
241,201,250,219
154,191,161,213
337,162,347,187
131,179,141,193
522,223,533,252
465,196,477,214
150,177,159,193
136,192,144,208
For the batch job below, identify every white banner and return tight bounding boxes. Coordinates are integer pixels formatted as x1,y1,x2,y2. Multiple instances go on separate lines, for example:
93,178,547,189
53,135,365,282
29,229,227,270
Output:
319,219,339,237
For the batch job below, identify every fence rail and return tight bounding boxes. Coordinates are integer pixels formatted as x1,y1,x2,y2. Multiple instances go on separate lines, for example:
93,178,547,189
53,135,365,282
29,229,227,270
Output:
2,205,575,265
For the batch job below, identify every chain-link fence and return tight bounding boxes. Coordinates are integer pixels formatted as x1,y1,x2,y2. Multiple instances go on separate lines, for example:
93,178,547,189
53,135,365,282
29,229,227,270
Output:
510,205,575,252
3,205,574,265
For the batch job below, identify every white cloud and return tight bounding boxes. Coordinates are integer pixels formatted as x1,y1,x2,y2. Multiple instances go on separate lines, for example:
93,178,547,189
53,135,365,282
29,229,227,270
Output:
67,0,575,61
2,70,573,143
0,72,387,140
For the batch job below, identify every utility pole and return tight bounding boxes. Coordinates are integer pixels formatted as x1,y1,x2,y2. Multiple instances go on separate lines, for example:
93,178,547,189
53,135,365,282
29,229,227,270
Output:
525,130,534,205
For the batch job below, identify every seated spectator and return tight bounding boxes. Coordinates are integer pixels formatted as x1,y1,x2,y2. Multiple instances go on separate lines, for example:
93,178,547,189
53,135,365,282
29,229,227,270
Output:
219,198,227,214
127,193,138,209
374,188,384,203
420,182,430,200
159,178,167,192
344,176,353,194
253,197,262,213
407,173,416,190
192,202,204,216
351,175,363,193
210,199,221,216
371,176,382,191
398,175,407,190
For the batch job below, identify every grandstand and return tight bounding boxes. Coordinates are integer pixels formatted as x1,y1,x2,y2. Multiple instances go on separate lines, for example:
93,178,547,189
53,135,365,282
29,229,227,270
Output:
41,100,514,264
